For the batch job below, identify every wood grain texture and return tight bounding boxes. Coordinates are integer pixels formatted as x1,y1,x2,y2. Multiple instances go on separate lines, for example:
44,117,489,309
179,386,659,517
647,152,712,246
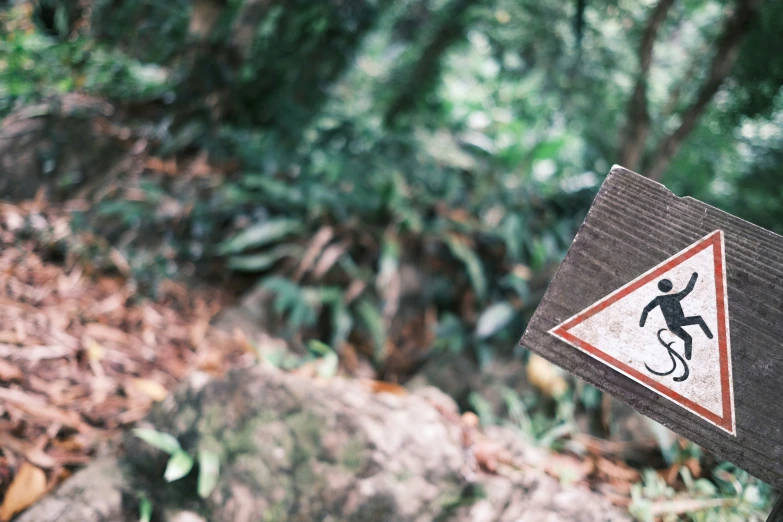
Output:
520,165,783,490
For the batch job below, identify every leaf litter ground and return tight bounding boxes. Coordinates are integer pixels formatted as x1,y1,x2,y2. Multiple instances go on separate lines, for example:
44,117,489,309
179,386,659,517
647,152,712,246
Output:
0,197,251,520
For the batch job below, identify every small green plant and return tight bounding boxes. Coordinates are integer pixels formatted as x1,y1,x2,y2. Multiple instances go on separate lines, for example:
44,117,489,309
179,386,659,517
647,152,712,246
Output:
133,429,221,499
138,492,152,522
629,463,773,522
305,340,339,378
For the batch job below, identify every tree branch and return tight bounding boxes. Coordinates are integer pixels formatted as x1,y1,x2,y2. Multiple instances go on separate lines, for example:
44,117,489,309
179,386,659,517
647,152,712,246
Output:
645,0,764,181
618,0,676,171
230,0,275,60
383,0,477,127
574,0,587,52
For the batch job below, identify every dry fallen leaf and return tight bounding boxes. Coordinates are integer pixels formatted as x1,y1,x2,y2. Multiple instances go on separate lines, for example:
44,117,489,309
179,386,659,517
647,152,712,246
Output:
542,453,594,484
84,323,130,344
0,359,23,381
0,202,248,506
527,354,569,397
461,411,480,428
130,378,168,402
85,338,105,362
597,482,632,508
0,387,93,433
365,380,408,396
595,457,640,483
0,434,56,469
472,440,514,474
145,156,178,175
0,462,47,521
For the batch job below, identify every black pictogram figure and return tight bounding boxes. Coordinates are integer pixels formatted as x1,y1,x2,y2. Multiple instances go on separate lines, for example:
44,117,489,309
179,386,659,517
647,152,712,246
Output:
639,272,713,362
646,328,690,382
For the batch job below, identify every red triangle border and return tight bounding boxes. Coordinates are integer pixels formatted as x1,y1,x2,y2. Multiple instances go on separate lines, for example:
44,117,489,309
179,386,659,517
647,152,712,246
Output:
550,230,734,434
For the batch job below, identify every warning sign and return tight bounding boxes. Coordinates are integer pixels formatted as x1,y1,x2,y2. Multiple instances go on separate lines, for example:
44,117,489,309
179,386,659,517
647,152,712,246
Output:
549,230,735,434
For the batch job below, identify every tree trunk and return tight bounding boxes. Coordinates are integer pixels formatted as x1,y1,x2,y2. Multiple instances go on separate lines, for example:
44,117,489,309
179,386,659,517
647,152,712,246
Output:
383,0,477,127
226,0,390,148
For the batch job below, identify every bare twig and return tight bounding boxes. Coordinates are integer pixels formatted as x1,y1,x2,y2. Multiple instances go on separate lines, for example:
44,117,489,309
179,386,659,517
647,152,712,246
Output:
649,497,736,516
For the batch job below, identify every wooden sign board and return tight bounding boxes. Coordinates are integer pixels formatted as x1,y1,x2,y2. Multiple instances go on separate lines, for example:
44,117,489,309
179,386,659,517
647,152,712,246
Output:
520,166,783,492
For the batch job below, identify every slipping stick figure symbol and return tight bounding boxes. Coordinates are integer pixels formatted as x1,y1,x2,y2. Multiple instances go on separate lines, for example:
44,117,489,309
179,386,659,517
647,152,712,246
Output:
639,272,713,381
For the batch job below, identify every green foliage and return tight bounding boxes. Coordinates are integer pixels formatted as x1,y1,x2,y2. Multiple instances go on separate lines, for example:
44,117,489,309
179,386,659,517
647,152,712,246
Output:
726,1,783,121
629,464,774,522
466,376,578,450
306,340,339,378
138,493,152,522
475,302,515,339
91,0,190,64
164,450,195,482
444,234,487,301
218,219,304,255
227,245,303,272
0,6,170,117
262,277,319,331
132,428,182,455
197,449,220,499
356,299,386,363
133,429,222,497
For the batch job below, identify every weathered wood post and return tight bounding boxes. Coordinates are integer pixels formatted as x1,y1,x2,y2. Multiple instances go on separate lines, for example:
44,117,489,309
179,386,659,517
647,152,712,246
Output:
520,165,783,521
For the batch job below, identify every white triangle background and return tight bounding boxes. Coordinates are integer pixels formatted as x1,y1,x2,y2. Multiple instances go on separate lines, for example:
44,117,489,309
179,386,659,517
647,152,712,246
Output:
550,232,734,433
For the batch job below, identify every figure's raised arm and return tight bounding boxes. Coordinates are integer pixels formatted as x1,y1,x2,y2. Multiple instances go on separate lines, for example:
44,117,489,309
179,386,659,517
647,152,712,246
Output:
639,298,659,327
676,272,699,299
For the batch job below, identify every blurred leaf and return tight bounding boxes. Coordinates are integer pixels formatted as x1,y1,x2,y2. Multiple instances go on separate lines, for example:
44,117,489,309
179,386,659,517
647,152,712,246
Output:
263,277,318,329
538,422,574,448
133,428,181,455
318,351,339,378
130,378,168,402
138,494,152,522
227,245,302,272
501,213,525,261
376,235,400,291
475,302,515,339
468,392,495,426
531,137,565,162
160,120,206,156
197,449,220,498
356,299,385,363
526,354,568,398
434,313,466,353
330,299,353,352
445,234,487,301
475,341,494,369
500,272,531,302
578,383,602,410
694,478,718,496
0,462,47,522
164,449,195,482
219,219,304,255
501,386,532,435
307,339,332,356
241,176,304,205
649,421,678,466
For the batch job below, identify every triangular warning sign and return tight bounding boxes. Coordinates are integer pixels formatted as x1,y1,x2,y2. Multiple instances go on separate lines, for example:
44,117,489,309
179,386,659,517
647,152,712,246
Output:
550,230,735,434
